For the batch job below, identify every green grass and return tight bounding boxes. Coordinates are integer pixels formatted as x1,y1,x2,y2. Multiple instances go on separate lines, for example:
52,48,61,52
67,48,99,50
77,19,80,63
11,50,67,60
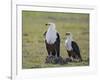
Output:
22,11,89,69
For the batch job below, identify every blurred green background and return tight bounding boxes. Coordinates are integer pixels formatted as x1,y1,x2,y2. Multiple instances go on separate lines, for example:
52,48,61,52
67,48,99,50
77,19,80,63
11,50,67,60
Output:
22,11,89,69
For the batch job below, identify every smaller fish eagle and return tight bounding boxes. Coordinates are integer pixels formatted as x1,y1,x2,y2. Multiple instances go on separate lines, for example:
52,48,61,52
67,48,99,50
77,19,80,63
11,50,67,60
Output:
44,22,60,58
65,32,82,61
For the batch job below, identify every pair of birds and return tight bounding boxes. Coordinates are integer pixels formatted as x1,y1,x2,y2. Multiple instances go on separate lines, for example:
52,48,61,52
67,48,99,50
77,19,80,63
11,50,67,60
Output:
44,22,82,62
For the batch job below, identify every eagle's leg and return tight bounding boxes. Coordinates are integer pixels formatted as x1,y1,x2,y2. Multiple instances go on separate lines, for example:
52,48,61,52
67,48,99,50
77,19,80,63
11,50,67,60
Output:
52,50,56,57
56,42,60,58
46,47,51,57
67,50,73,61
55,48,60,59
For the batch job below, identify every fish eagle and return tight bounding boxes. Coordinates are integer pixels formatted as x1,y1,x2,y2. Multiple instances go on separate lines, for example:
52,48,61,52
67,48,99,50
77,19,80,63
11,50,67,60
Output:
44,22,60,58
65,32,82,61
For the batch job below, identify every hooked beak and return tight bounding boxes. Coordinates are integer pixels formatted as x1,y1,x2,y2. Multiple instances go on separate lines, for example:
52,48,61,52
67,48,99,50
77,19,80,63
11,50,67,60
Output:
45,23,50,26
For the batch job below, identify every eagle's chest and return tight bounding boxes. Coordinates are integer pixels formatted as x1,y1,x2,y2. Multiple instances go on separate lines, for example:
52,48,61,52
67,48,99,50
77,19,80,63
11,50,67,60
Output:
65,39,73,51
46,30,57,44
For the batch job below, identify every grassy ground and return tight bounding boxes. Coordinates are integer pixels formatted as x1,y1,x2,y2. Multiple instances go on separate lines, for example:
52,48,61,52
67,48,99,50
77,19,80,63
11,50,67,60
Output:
22,11,89,69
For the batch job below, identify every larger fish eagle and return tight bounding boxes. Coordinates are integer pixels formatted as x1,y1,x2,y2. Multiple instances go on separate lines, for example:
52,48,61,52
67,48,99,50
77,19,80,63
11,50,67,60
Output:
44,22,60,58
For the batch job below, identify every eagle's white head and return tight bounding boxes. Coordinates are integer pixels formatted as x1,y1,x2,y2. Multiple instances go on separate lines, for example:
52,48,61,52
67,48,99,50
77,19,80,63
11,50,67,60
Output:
45,22,57,44
45,22,56,30
66,32,73,40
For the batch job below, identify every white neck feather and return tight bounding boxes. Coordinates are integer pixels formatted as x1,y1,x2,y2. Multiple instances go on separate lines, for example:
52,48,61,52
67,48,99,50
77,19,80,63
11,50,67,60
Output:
46,26,57,44
67,35,73,41
65,35,73,51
